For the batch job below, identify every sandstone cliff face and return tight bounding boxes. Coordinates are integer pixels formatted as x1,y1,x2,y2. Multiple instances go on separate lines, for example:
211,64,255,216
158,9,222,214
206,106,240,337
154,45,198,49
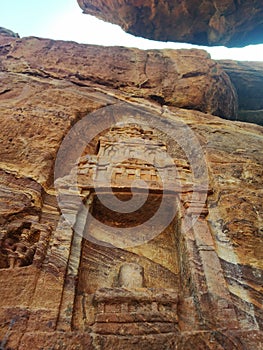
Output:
219,60,263,125
0,34,262,349
77,0,263,47
0,36,237,120
0,27,19,38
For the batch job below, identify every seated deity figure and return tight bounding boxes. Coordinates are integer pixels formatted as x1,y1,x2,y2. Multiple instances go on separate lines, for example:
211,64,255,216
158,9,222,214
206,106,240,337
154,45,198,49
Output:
2,228,37,268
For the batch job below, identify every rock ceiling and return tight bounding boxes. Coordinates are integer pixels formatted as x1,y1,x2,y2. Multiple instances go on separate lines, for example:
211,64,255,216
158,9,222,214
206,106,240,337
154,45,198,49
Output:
77,0,263,47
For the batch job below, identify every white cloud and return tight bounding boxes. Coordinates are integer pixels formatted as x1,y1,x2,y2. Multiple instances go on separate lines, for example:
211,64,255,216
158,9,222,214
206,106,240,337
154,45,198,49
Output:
44,6,263,61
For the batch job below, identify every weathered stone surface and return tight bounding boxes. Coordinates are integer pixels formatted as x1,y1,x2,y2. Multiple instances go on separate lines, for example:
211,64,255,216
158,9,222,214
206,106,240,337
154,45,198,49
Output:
0,33,262,349
0,27,19,38
77,0,263,47
19,332,93,350
0,36,237,119
219,60,263,125
93,331,263,350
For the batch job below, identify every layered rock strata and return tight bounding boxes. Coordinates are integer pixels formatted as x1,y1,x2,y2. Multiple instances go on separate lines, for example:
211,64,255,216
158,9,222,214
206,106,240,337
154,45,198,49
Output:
0,27,19,38
0,34,262,349
77,0,263,47
219,60,263,125
0,35,237,119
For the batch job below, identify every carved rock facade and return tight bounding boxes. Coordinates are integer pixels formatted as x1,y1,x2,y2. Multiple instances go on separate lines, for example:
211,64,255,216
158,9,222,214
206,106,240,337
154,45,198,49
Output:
0,33,262,349
77,0,263,47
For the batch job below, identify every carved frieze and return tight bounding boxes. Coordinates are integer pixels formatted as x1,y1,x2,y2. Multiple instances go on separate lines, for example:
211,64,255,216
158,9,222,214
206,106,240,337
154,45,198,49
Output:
0,222,51,269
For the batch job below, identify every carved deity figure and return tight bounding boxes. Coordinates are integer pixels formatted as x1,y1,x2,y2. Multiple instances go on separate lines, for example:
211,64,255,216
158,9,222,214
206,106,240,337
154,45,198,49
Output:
1,228,37,268
117,263,145,289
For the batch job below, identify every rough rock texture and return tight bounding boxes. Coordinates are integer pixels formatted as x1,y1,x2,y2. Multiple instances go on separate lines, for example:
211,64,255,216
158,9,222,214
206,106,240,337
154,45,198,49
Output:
0,36,237,119
0,27,19,38
0,34,262,349
77,0,263,47
219,60,263,125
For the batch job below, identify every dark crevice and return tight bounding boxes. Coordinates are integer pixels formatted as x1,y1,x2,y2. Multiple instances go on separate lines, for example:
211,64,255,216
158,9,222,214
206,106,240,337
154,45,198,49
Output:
149,94,166,105
182,71,206,78
21,70,50,78
0,88,11,96
0,44,12,56
69,79,89,88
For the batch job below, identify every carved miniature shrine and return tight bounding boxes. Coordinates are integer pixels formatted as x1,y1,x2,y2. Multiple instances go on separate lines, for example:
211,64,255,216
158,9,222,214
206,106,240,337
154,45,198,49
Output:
0,25,262,348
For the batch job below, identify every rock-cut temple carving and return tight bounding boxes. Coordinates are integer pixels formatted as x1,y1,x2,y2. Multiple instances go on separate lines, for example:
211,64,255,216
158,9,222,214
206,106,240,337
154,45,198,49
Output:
117,263,145,289
70,124,191,334
0,223,48,269
51,115,249,346
77,124,177,191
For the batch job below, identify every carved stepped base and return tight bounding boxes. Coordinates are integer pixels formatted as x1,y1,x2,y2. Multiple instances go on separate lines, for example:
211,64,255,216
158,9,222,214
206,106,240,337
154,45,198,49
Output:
5,330,261,350
92,288,178,336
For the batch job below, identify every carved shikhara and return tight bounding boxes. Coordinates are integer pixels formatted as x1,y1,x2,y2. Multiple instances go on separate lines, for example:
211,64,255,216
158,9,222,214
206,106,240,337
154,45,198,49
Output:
57,124,182,332
0,115,245,347
76,124,178,191
54,119,240,340
0,103,260,348
0,30,261,348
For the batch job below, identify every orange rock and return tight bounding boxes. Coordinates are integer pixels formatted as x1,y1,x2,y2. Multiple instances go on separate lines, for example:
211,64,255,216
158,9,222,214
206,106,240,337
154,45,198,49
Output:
0,33,262,349
77,0,263,47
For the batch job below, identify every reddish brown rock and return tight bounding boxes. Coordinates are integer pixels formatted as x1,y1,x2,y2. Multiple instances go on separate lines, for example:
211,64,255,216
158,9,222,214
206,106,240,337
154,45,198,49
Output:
0,27,19,38
77,0,263,47
218,60,263,125
0,33,262,349
0,36,237,119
